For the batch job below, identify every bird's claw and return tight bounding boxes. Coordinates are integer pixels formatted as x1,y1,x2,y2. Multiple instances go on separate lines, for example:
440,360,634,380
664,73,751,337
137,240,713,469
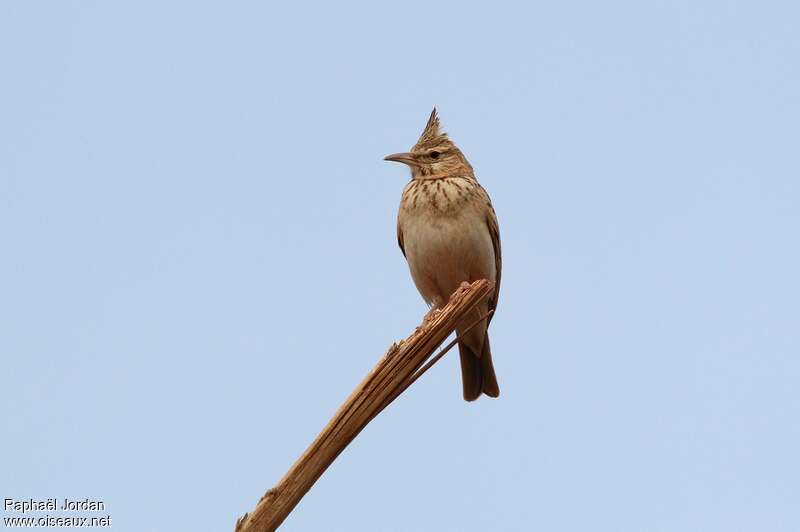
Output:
423,308,441,324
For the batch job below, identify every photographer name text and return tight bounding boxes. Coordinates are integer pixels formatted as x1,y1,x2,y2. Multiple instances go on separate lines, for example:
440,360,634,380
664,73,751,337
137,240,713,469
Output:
4,498,106,514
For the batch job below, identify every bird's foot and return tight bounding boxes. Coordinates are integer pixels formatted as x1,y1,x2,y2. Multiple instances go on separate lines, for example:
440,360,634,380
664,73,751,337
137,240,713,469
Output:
423,308,441,324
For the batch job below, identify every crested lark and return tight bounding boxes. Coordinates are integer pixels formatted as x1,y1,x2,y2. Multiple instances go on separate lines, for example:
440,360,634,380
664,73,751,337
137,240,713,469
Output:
385,109,501,401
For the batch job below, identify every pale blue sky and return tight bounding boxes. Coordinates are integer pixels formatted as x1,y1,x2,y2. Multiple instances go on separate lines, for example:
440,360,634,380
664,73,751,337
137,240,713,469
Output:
2,2,799,531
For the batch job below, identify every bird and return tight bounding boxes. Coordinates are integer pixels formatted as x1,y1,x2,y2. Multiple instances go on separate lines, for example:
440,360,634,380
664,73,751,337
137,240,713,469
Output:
385,108,501,401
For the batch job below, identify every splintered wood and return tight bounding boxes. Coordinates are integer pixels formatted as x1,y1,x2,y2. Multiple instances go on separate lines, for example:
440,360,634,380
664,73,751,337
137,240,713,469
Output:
235,279,494,532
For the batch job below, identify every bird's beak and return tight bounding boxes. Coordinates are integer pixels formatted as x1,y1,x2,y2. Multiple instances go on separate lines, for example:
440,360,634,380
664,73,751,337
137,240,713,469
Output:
383,152,417,166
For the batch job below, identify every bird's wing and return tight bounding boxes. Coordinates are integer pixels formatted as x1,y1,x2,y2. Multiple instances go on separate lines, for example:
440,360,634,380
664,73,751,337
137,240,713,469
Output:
397,217,406,257
485,199,501,324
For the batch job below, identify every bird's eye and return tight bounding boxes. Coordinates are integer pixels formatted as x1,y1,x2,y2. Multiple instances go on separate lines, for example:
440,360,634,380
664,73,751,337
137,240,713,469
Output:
429,151,441,159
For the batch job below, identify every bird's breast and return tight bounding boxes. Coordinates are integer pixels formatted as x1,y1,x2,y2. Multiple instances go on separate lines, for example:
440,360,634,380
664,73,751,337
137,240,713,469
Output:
399,176,478,215
397,177,496,306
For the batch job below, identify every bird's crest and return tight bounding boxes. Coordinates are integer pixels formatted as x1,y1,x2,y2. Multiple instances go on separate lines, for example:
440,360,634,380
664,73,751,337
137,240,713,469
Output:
414,107,448,150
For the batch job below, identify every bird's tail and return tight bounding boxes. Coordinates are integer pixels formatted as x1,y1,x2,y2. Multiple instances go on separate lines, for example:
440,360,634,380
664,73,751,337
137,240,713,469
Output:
458,333,500,401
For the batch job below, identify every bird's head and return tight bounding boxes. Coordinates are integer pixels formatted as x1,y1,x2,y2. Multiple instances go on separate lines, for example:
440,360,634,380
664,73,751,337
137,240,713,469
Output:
384,108,474,180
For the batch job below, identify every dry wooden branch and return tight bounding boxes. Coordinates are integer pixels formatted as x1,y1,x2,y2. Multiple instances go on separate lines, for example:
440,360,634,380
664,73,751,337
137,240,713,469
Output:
235,279,495,532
